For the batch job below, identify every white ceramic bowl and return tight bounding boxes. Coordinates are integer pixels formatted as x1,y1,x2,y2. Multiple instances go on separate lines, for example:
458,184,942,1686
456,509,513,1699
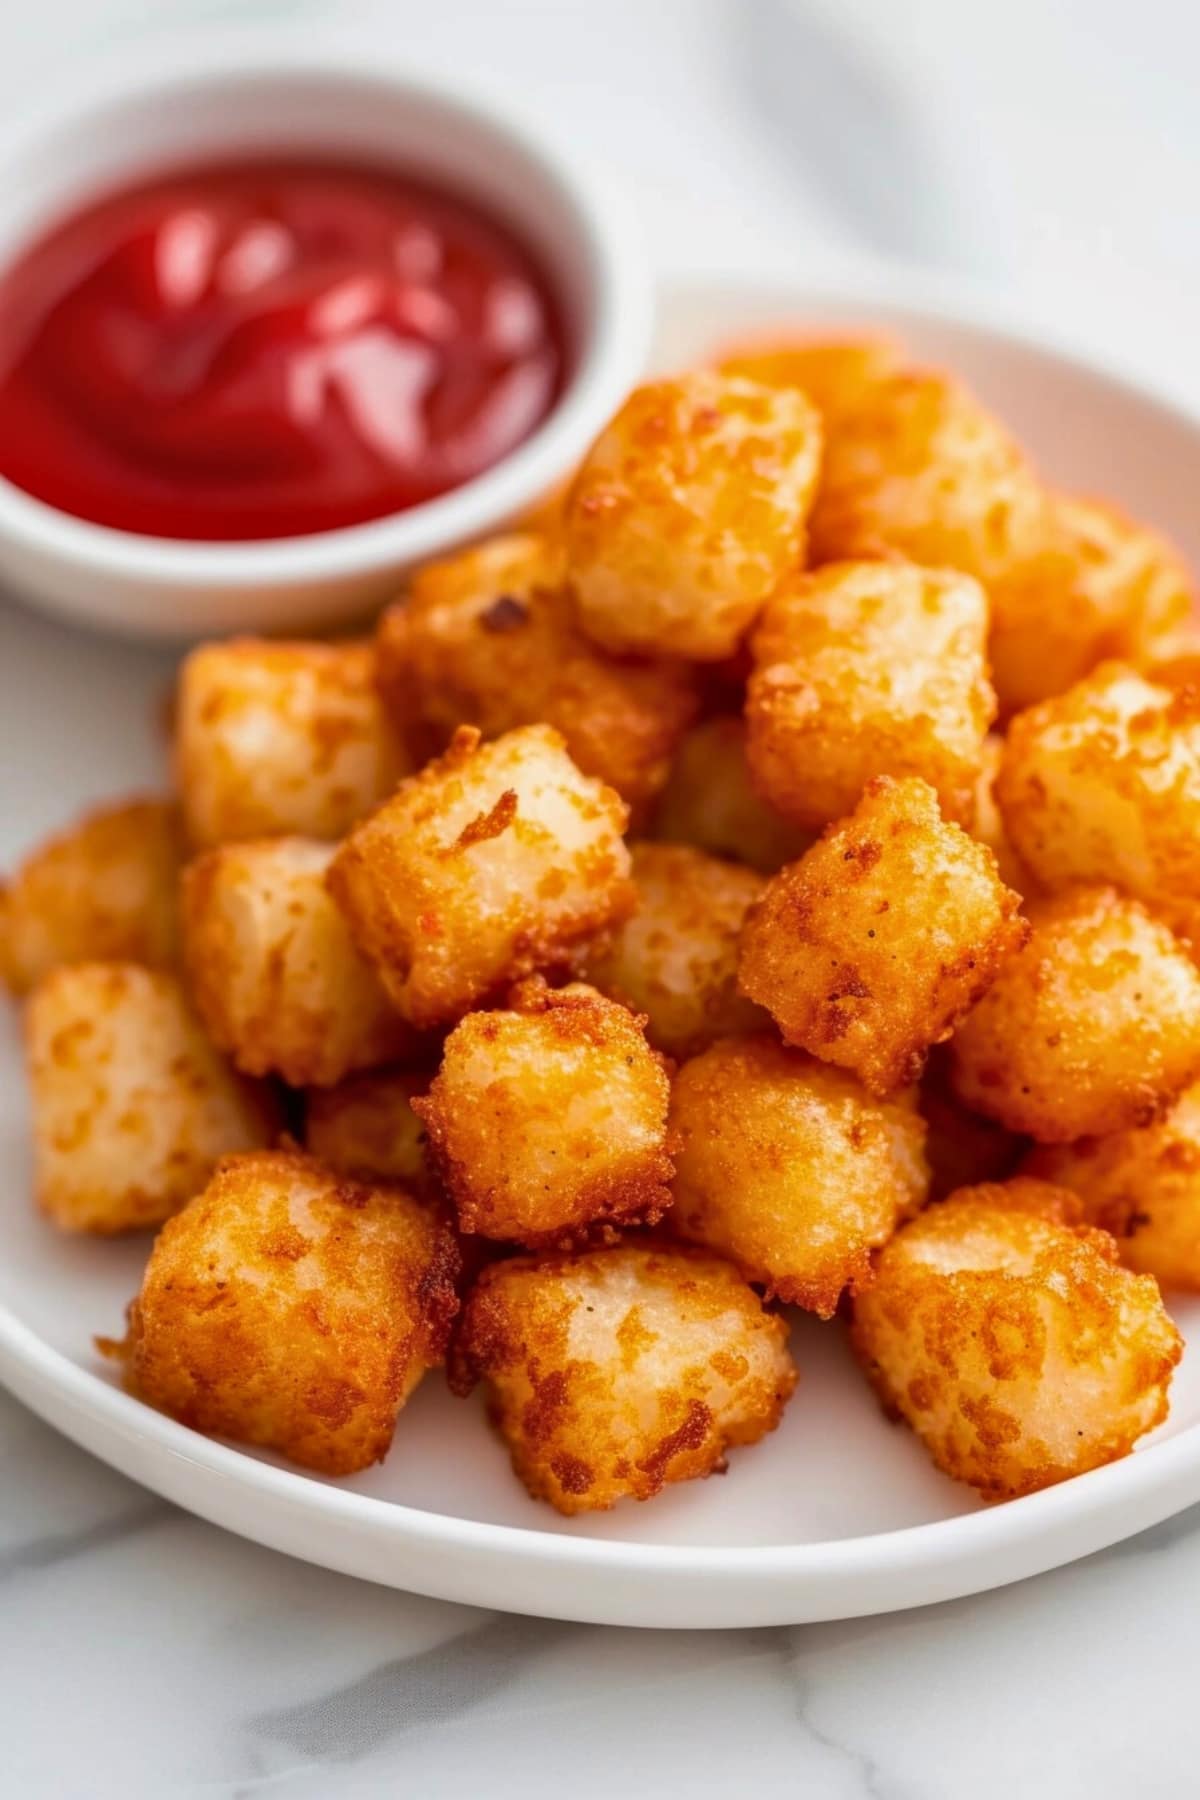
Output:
0,32,649,640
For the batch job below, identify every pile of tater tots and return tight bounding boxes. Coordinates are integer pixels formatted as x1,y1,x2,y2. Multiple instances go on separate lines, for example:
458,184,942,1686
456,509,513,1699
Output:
8,331,1200,1513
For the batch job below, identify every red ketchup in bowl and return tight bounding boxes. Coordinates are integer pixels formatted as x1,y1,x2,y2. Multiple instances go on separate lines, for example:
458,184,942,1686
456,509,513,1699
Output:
0,158,566,540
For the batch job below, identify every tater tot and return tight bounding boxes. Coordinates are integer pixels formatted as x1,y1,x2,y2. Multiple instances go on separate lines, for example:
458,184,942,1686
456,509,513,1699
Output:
718,333,901,426
181,838,415,1088
113,1148,458,1475
919,1048,1022,1202
451,1242,796,1513
971,734,1033,897
565,372,822,661
851,1178,1182,1499
581,843,767,1058
1,798,182,997
950,885,1200,1142
305,1068,433,1190
809,369,1046,585
27,963,276,1234
745,560,995,829
375,534,697,808
995,662,1200,946
328,724,633,1027
669,1034,928,1315
988,495,1194,715
416,980,672,1245
652,716,813,873
738,776,1027,1094
1023,1080,1200,1290
176,639,407,848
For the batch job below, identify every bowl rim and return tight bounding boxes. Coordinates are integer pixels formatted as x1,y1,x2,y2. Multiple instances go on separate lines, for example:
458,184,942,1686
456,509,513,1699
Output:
0,32,650,587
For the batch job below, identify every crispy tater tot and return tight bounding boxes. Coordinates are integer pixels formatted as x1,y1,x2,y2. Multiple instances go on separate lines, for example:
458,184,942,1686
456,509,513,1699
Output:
181,838,415,1088
112,1148,458,1475
995,662,1200,946
919,1047,1022,1202
718,333,901,426
450,1241,796,1513
1023,1080,1200,1290
651,715,813,873
176,638,408,849
851,1178,1182,1499
745,560,995,830
1,797,183,997
565,372,822,661
416,980,672,1246
328,724,633,1027
375,534,697,809
669,1033,927,1316
971,734,1033,897
581,843,767,1058
305,1068,433,1191
988,495,1194,716
950,885,1200,1142
27,963,276,1234
809,369,1046,585
739,776,1027,1094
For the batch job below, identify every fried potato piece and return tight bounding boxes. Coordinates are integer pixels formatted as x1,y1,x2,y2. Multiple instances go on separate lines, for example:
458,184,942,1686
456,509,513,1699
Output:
995,662,1200,945
1023,1080,1200,1289
919,1047,1022,1202
669,1033,927,1316
1,798,182,997
305,1068,433,1191
181,837,414,1088
652,716,813,873
851,1178,1182,1498
988,495,1194,715
809,369,1046,586
582,843,767,1058
176,638,407,849
565,372,822,661
950,885,1200,1142
739,776,1026,1094
113,1148,458,1475
745,560,995,829
27,963,276,1234
718,333,901,426
375,534,697,808
971,734,1033,897
416,981,672,1246
451,1242,796,1513
328,724,633,1027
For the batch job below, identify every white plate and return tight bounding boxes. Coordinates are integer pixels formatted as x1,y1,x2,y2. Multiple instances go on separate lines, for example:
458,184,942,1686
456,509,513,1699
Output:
4,274,1200,1631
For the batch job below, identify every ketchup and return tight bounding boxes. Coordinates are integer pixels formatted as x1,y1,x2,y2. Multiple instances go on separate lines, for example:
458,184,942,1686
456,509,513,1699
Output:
0,158,566,539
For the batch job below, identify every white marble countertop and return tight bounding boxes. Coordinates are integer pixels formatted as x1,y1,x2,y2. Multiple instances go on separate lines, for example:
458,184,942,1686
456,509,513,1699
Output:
6,1,1200,1793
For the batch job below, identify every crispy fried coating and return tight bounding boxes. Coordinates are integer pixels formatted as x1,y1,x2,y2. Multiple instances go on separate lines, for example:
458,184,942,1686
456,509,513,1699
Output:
950,885,1200,1142
181,838,414,1088
718,333,901,426
988,495,1194,715
1024,1080,1200,1290
995,662,1200,946
451,1242,796,1513
565,372,822,661
115,1148,458,1475
582,843,767,1058
851,1178,1182,1498
375,534,697,808
1,798,183,997
738,776,1027,1094
305,1068,433,1191
745,560,995,829
651,715,813,873
971,734,1033,897
327,724,633,1027
669,1033,928,1315
919,1047,1022,1202
27,963,276,1234
809,369,1046,586
416,981,672,1246
176,638,408,849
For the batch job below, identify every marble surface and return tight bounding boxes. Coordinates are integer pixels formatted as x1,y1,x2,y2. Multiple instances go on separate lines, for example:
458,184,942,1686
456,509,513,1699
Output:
6,1,1200,1793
